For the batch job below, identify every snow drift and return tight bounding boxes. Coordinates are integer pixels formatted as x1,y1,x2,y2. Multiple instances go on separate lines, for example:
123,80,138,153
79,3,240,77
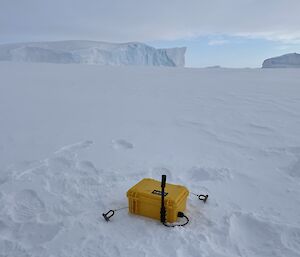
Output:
262,53,300,68
0,40,186,67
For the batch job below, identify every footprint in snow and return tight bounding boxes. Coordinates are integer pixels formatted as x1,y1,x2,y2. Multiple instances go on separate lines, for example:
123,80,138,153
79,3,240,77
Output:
15,222,62,246
270,146,300,179
149,166,173,181
12,189,45,222
187,166,232,182
228,212,300,256
288,158,300,179
54,140,93,159
0,240,29,257
112,139,134,150
281,227,300,254
285,148,300,179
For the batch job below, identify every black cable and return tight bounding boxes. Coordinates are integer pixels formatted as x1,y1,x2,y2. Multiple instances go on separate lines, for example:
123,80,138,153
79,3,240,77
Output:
163,212,189,227
159,175,190,227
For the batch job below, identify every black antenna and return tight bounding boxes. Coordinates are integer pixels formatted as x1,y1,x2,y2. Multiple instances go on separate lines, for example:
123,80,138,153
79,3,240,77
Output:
160,175,166,223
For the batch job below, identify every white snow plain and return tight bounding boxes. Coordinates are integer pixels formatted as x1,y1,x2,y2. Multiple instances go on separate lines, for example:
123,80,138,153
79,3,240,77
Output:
0,63,300,257
0,41,186,67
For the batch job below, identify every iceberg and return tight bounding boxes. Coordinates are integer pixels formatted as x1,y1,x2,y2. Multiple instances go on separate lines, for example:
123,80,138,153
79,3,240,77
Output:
0,40,186,67
262,53,300,68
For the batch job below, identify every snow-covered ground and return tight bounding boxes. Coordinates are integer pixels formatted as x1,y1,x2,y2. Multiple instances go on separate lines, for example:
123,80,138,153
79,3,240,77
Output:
0,62,300,257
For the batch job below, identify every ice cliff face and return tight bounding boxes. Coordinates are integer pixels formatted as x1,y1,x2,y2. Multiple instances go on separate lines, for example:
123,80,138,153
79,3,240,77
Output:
0,40,186,67
262,53,300,68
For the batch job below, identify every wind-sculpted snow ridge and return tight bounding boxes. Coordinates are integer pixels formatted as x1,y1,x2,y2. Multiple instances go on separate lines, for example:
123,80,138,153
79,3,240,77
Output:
0,40,186,67
262,53,300,68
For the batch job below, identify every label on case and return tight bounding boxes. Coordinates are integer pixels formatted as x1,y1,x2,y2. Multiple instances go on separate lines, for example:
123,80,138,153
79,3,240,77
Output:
152,190,168,196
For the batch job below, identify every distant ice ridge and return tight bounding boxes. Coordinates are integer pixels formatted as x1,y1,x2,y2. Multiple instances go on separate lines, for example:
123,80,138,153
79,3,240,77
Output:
262,53,300,68
0,40,186,67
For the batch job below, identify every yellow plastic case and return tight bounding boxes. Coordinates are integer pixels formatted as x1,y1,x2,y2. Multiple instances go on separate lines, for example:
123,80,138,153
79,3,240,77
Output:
127,178,189,223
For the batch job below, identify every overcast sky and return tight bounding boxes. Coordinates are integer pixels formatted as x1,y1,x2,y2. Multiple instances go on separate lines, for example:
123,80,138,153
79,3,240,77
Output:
1,0,300,67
